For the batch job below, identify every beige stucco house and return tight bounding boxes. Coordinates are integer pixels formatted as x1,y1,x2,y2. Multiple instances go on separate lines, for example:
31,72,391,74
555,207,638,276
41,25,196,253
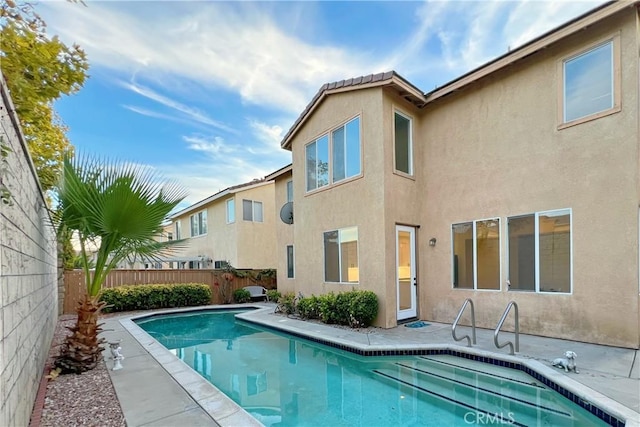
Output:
278,1,640,348
159,179,278,270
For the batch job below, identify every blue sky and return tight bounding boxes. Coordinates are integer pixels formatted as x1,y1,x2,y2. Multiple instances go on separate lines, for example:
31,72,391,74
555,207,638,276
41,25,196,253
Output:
39,0,602,207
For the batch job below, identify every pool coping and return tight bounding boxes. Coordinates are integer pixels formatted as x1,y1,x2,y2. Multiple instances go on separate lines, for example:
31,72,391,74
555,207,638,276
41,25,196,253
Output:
120,305,640,427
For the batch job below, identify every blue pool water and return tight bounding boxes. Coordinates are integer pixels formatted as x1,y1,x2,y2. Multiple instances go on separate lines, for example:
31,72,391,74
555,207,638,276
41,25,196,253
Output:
136,310,610,426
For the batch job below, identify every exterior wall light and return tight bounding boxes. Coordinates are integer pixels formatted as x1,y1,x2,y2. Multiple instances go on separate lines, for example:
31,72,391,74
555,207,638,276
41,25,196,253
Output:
429,238,437,247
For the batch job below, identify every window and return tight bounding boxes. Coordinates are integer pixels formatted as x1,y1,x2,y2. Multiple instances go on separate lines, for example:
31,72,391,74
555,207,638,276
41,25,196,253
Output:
243,199,263,222
226,198,235,223
174,221,181,240
190,210,207,236
452,219,500,290
306,117,361,192
394,111,412,175
508,209,571,293
286,245,294,278
214,260,229,269
167,232,173,241
562,39,617,124
324,227,358,283
286,180,293,203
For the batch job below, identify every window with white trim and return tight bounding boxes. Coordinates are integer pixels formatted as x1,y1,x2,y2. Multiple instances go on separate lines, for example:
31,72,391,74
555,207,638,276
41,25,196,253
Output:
394,111,413,175
306,117,361,192
508,209,571,293
452,219,500,290
324,227,358,283
243,199,263,222
286,180,293,203
226,198,235,223
174,221,181,240
562,39,616,124
190,210,207,237
286,245,294,278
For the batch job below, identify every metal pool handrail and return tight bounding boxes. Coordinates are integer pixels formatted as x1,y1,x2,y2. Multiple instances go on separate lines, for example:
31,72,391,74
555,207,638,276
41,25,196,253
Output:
452,298,476,347
494,301,519,355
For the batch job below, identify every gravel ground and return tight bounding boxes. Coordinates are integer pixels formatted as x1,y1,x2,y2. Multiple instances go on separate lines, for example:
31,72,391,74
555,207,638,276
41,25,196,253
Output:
37,315,126,427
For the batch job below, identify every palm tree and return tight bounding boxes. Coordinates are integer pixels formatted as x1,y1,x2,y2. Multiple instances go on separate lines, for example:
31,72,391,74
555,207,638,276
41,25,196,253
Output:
54,153,186,373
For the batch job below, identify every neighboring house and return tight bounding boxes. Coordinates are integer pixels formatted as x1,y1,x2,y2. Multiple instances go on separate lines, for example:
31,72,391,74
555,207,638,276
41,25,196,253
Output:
266,164,294,281
161,178,277,270
278,1,640,348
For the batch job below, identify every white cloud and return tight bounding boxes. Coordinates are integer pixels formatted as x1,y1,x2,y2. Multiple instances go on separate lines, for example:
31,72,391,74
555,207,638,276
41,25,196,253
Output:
248,120,285,153
40,2,375,114
183,135,235,156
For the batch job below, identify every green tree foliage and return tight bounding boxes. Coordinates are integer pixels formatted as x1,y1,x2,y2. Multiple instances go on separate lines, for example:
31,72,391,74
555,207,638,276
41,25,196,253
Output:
0,0,89,191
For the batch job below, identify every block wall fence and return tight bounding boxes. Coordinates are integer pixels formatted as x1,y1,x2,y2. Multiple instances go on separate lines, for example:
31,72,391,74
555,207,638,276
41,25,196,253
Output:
0,77,59,426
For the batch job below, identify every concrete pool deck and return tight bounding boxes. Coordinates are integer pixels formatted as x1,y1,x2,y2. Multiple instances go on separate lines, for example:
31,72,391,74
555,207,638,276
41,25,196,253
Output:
100,304,640,426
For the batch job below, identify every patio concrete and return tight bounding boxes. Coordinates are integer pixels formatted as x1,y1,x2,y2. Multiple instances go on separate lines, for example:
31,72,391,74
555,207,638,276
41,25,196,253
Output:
101,304,640,426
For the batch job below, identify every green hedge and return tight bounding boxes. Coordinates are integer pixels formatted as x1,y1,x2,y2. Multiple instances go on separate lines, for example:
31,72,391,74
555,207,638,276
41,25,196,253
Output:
295,290,378,328
101,283,211,313
233,288,251,303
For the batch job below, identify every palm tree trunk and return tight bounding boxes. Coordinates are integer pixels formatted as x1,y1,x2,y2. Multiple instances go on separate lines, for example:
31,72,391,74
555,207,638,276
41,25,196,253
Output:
54,294,106,374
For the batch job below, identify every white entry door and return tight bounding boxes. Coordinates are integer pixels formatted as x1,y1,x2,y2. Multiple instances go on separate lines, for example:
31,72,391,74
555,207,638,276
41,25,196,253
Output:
396,225,417,320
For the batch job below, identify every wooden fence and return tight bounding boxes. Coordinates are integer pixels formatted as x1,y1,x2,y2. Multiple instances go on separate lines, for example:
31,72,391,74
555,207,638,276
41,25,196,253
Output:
62,269,276,314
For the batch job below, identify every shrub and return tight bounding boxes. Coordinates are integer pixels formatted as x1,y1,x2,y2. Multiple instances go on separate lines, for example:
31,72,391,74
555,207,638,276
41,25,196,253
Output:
347,290,378,327
233,288,251,303
278,292,297,315
318,292,339,324
101,283,211,313
297,295,321,319
266,289,281,302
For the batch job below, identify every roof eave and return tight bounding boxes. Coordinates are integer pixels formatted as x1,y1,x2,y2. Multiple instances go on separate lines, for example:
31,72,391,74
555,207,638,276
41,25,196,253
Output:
425,0,634,102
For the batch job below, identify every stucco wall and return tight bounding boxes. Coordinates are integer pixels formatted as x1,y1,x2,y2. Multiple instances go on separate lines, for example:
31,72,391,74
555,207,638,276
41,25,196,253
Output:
271,171,295,289
418,10,639,347
0,79,59,426
290,89,391,326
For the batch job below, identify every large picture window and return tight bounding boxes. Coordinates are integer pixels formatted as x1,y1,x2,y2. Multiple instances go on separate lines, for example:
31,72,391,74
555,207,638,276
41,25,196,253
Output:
243,199,263,222
324,227,358,283
306,117,361,192
508,209,571,293
562,39,617,124
452,219,500,290
394,111,412,175
190,210,207,237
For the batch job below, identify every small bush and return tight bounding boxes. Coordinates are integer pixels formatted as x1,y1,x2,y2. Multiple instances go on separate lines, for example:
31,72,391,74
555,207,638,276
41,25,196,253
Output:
278,292,297,315
266,289,281,302
318,292,339,324
347,290,378,327
101,283,211,313
297,295,321,319
233,288,251,303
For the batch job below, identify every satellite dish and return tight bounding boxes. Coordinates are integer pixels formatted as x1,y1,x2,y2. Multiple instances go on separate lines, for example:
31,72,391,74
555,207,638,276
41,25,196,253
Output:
279,202,293,225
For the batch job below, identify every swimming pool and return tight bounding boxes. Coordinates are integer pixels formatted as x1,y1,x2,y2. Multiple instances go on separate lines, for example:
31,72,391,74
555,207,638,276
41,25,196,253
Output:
135,309,617,426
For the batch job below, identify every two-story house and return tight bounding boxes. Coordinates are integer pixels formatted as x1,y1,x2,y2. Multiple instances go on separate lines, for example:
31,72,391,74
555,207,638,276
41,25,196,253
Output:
166,178,277,270
278,1,640,348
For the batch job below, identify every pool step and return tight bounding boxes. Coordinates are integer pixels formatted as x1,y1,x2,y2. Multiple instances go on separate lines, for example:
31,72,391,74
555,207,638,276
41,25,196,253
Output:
373,359,578,427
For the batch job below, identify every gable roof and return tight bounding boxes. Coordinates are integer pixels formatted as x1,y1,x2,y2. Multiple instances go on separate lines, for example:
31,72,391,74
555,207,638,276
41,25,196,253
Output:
280,1,636,150
281,71,426,150
265,163,292,181
169,178,270,220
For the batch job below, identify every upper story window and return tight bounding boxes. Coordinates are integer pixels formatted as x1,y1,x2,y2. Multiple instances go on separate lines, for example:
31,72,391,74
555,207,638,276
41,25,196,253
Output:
174,221,181,240
190,210,207,237
167,232,173,241
306,117,361,192
324,226,359,283
561,36,619,127
452,219,500,290
226,198,235,223
286,180,293,202
243,199,263,222
394,111,413,175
